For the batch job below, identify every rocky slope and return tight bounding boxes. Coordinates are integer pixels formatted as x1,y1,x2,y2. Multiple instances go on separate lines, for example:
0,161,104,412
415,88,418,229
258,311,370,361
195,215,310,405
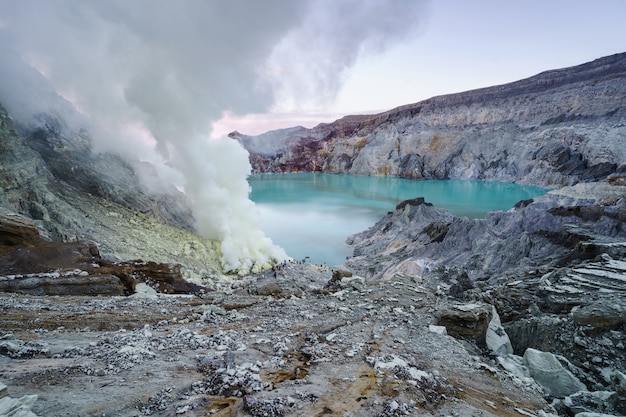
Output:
343,178,626,416
232,53,626,187
0,104,224,282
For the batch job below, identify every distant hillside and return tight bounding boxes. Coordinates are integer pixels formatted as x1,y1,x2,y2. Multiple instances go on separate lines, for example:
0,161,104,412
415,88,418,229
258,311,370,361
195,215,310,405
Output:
232,52,626,187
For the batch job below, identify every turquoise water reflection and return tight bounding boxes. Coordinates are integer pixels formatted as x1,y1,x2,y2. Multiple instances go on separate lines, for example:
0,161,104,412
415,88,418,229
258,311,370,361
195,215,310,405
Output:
249,173,547,266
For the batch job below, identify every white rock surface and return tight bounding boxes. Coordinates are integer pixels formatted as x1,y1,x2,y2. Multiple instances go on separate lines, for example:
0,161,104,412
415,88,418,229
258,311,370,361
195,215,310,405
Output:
428,325,447,335
0,394,39,417
523,348,587,398
486,306,513,356
131,282,158,299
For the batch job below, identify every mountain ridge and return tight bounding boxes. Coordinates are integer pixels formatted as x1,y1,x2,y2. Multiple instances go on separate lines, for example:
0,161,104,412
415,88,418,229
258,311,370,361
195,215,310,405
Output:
232,52,626,187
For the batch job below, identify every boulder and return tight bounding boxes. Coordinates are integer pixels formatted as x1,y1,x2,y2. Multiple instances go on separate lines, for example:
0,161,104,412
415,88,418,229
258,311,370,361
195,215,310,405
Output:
131,282,158,299
0,273,125,296
436,302,492,346
523,348,587,398
104,260,204,294
572,300,626,331
428,325,447,335
486,307,513,356
253,281,282,296
0,211,40,248
0,211,104,276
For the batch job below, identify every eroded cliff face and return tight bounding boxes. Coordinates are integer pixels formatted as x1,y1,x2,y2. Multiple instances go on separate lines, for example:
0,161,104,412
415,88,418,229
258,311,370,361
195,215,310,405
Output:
344,180,626,415
233,53,626,187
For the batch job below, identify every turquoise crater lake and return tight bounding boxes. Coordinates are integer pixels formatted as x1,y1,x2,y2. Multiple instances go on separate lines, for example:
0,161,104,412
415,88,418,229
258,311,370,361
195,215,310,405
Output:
248,173,547,266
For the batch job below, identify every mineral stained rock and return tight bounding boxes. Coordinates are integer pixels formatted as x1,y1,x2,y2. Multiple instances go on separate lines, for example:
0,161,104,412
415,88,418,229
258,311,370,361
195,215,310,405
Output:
234,53,626,188
0,103,224,281
0,211,207,296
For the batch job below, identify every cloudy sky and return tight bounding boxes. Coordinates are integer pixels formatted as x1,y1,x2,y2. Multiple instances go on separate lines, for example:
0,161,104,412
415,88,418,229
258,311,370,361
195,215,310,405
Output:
1,0,625,138
214,0,626,135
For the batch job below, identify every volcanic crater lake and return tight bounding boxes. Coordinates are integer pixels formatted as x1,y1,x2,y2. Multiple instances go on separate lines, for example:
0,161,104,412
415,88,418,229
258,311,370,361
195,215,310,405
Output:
249,173,547,266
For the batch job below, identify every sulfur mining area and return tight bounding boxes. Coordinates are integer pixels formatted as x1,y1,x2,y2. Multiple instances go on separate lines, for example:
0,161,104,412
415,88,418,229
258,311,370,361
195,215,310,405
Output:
2,53,626,417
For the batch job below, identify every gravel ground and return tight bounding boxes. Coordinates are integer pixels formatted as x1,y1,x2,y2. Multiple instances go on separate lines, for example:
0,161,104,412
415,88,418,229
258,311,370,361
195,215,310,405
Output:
0,262,554,417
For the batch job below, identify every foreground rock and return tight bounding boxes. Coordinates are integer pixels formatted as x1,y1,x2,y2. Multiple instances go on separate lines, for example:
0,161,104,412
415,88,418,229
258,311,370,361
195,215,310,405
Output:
522,348,587,398
0,263,555,417
0,211,207,296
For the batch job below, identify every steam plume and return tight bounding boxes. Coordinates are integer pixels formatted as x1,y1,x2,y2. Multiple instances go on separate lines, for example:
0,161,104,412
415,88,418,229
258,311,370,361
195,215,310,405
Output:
0,0,426,273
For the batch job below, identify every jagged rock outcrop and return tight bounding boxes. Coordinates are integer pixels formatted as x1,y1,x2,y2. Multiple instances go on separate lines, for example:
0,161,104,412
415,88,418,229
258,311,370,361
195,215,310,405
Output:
346,181,626,282
344,180,626,415
0,211,208,296
233,53,626,187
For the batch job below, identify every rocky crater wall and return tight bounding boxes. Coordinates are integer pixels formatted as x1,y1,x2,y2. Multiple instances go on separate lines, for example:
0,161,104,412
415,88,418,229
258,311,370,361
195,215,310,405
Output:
233,53,626,187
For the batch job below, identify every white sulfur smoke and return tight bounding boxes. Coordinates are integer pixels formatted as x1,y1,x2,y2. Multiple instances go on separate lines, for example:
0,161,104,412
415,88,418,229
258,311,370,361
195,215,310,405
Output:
0,0,427,273
264,0,427,112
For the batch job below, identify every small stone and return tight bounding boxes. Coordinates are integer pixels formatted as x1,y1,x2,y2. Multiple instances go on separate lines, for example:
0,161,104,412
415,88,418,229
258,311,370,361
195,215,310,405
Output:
428,325,447,335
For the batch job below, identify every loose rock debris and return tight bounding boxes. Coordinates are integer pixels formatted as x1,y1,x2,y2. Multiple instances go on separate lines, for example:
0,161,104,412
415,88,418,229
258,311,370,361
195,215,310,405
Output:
1,263,555,416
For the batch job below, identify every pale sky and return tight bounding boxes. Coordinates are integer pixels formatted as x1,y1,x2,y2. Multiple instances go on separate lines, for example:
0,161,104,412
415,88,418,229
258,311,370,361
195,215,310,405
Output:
213,0,626,136
1,0,625,140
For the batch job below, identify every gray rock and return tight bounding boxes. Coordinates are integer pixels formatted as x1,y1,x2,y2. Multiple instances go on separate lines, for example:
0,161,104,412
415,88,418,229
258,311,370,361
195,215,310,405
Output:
0,273,125,296
253,281,282,296
523,348,587,398
0,394,39,417
436,302,492,347
557,390,623,416
572,300,626,330
486,307,513,356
